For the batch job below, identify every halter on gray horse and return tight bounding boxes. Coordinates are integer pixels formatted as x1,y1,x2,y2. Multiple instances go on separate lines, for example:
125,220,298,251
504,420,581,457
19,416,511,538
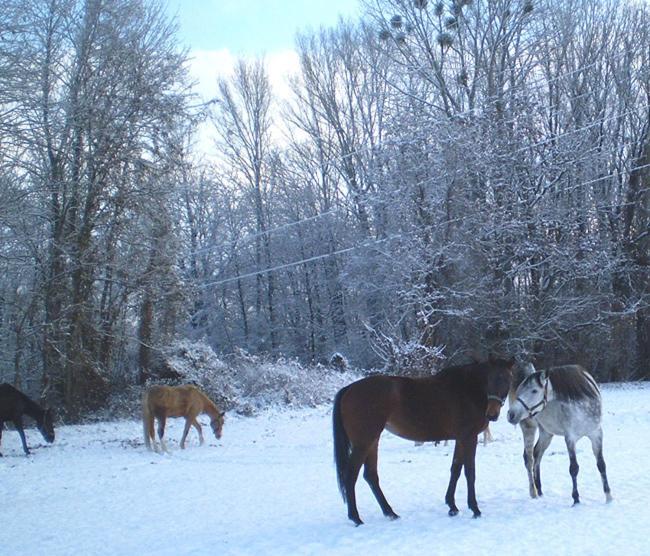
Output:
507,364,612,505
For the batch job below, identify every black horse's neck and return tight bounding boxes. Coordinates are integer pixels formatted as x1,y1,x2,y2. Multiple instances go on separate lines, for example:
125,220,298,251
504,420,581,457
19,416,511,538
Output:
20,391,46,423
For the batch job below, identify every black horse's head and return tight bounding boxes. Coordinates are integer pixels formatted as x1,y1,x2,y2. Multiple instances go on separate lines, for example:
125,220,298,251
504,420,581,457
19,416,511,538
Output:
38,408,55,443
485,356,515,421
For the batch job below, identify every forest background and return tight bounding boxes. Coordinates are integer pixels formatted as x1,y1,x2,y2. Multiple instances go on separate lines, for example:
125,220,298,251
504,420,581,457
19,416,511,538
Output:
0,0,648,419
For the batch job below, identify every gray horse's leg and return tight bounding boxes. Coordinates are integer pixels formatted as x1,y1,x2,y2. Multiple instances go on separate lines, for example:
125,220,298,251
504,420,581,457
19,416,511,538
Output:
533,428,553,496
565,437,580,505
520,419,538,498
589,427,613,503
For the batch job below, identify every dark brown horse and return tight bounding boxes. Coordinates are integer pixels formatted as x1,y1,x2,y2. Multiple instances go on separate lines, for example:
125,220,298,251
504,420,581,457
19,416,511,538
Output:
143,384,225,453
0,383,55,456
333,356,514,525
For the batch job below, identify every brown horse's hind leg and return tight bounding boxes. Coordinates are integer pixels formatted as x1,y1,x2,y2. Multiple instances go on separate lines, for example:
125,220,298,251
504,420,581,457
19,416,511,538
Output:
445,441,464,516
345,445,368,526
363,441,399,520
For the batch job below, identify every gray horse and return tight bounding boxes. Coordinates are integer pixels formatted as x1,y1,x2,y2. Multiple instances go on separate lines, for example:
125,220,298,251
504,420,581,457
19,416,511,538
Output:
507,364,612,505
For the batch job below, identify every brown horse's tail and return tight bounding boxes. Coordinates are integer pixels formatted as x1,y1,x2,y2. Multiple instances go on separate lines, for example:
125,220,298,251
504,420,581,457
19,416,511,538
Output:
332,385,351,501
142,390,152,450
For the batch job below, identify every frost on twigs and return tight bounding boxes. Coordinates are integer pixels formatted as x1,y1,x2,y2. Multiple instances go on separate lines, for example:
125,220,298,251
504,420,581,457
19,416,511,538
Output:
365,324,444,377
105,341,359,419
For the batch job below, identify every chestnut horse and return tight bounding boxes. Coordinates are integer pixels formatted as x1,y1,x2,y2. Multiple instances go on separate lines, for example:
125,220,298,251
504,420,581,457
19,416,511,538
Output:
333,357,514,525
143,385,224,453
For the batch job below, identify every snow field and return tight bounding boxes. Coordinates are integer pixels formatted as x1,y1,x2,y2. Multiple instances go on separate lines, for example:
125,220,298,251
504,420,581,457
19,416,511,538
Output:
1,383,648,555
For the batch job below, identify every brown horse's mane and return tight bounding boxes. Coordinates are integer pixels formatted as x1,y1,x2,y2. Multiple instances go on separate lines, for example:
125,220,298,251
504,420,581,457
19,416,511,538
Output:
432,360,491,386
196,388,221,419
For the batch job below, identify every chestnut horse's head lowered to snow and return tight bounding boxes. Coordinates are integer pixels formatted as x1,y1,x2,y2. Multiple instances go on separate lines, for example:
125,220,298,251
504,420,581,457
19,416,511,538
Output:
332,356,514,525
142,384,224,453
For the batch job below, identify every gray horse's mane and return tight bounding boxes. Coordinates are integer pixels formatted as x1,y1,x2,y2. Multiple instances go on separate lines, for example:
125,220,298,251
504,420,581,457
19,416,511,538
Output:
528,364,600,402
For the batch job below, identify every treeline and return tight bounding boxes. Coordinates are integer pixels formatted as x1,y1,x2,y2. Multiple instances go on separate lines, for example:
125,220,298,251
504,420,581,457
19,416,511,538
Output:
0,0,648,417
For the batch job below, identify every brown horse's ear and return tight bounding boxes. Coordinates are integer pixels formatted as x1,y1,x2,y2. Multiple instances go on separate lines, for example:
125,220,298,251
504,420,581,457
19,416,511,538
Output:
219,411,225,418
508,356,516,367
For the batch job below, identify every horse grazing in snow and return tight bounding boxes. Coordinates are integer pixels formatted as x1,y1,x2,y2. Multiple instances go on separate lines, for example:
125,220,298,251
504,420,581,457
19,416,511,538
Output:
0,383,55,456
143,384,225,453
507,364,612,505
333,356,514,525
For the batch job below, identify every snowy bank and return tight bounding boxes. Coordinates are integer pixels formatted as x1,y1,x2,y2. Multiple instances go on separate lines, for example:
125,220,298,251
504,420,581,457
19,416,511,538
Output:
1,383,648,555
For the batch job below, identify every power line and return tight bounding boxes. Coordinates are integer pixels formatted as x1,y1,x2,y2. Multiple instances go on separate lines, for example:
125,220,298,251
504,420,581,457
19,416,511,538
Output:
189,100,644,261
193,161,650,292
198,236,395,289
185,47,644,265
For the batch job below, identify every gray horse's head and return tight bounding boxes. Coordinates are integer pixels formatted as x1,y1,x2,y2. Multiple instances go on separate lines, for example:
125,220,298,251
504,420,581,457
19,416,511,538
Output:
507,370,549,425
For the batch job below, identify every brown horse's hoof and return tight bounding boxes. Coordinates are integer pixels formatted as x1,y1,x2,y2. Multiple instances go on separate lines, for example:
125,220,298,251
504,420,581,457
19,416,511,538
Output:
472,511,482,518
349,516,363,527
448,509,459,517
387,513,400,521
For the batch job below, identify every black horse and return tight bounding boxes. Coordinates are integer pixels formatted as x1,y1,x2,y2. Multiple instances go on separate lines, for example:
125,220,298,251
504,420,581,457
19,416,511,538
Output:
0,383,55,456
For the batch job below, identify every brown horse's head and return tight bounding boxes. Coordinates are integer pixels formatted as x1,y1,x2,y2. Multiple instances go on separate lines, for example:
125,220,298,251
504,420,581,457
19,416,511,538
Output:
211,411,225,440
485,356,515,421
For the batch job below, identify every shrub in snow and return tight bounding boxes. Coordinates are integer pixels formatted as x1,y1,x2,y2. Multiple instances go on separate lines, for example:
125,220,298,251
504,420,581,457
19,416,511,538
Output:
329,352,349,372
366,325,444,376
105,341,360,420
384,341,444,376
162,340,241,409
225,349,359,411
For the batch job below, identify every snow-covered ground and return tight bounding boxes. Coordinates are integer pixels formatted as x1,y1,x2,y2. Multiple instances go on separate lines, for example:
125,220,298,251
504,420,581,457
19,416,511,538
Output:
1,383,648,555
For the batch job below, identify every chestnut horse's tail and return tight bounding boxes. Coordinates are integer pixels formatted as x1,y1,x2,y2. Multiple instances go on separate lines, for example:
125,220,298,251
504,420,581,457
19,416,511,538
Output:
142,390,152,450
333,385,351,501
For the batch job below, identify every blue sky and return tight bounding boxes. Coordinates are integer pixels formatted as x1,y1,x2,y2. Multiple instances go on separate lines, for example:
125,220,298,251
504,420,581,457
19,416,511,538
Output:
166,0,360,54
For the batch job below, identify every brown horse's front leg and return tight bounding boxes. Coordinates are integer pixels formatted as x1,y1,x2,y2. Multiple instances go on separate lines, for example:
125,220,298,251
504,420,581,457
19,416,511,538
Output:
463,435,480,517
192,419,204,445
157,415,169,453
180,418,193,449
445,441,464,516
